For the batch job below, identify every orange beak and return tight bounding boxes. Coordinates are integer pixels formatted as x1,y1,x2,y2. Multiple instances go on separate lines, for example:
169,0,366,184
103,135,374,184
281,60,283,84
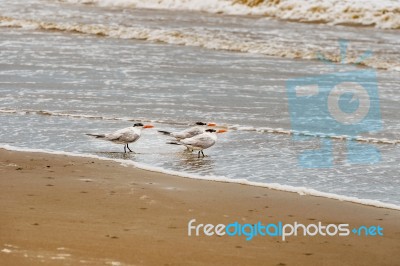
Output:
143,124,154,129
217,129,227,133
207,123,217,127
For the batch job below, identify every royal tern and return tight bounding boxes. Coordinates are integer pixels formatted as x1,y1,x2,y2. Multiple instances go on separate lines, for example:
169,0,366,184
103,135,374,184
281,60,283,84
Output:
168,128,227,157
158,122,217,140
86,123,154,153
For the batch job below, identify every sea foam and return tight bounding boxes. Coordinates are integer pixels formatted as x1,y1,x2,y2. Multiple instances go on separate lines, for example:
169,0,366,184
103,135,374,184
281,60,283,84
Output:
1,16,399,72
2,108,399,144
61,0,400,29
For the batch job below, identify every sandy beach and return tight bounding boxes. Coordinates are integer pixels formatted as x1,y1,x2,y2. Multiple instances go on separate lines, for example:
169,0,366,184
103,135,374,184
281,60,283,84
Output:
1,0,399,265
0,148,399,265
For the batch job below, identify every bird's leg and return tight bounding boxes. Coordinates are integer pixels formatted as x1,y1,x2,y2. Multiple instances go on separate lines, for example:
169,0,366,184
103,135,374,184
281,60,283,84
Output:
126,143,133,152
198,151,201,158
124,144,127,153
201,150,205,157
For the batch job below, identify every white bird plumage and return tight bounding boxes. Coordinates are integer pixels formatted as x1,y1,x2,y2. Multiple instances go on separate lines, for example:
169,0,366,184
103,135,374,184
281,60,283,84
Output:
158,121,217,140
168,128,227,157
86,123,154,153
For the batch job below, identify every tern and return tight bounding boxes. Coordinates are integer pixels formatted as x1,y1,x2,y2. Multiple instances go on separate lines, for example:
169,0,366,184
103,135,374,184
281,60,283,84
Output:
158,122,217,140
168,128,227,157
86,123,154,153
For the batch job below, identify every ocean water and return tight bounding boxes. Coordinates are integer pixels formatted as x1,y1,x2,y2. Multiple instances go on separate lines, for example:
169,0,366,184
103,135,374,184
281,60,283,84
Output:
0,0,399,209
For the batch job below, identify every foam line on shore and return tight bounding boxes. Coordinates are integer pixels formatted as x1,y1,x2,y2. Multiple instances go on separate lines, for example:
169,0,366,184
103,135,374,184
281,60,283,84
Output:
1,144,399,211
2,108,399,145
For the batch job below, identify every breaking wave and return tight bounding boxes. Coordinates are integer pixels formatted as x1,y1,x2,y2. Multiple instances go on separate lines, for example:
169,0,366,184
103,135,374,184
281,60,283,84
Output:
59,0,400,30
1,16,399,71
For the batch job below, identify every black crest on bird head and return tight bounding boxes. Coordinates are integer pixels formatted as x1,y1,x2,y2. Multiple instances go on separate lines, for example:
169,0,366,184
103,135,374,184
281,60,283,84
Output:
133,123,144,127
195,122,207,126
205,129,216,133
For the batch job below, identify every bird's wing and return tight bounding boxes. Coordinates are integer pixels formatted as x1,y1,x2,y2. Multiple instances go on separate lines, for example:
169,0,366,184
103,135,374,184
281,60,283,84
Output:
104,127,132,141
118,131,140,143
172,126,203,139
105,132,123,141
184,126,204,136
180,134,214,148
171,131,191,139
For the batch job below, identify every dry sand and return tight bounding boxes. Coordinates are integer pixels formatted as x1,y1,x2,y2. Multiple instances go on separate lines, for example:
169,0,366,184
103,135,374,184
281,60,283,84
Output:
0,148,399,265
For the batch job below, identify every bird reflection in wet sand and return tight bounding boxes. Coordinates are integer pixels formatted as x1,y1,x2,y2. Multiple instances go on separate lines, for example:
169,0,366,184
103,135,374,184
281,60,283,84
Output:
176,152,215,173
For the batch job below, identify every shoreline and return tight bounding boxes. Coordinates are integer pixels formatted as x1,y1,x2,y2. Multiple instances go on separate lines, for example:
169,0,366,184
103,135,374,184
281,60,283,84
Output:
1,144,399,211
1,148,400,265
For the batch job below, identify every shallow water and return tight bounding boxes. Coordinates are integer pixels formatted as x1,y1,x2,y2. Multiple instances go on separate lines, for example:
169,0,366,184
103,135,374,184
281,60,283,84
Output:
0,1,399,208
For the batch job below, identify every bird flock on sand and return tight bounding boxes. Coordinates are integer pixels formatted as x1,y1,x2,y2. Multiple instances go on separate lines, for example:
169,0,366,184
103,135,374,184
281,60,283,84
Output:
86,122,227,158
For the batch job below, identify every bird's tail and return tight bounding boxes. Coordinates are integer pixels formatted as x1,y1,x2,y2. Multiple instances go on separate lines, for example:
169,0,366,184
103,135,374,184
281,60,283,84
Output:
86,133,105,139
158,130,172,136
167,141,182,145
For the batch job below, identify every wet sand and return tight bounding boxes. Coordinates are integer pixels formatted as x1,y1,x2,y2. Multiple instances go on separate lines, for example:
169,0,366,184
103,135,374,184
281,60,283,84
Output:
0,148,399,266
